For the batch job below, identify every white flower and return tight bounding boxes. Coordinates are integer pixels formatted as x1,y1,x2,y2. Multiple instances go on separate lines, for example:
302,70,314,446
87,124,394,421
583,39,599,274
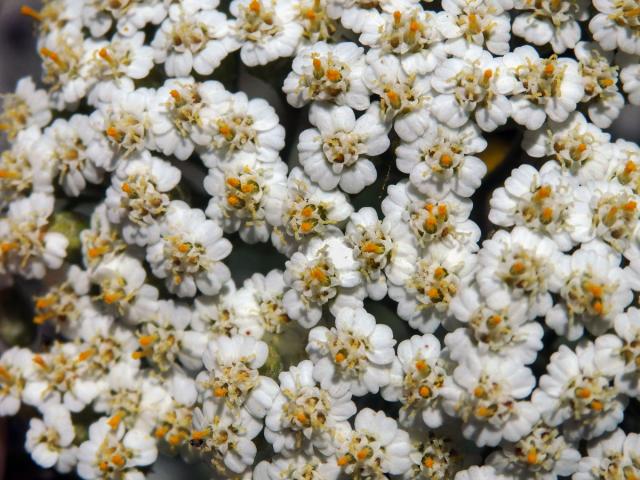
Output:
91,254,159,322
298,102,389,193
594,307,640,397
359,6,448,75
345,207,417,301
204,153,288,243
80,203,127,269
152,1,239,77
265,167,353,256
40,114,106,197
190,401,262,475
0,193,67,279
0,126,54,207
487,422,580,480
455,466,506,480
512,0,589,53
476,227,563,320
574,41,624,128
382,180,481,251
0,76,51,142
567,180,640,256
431,45,515,131
26,402,76,473
0,347,35,416
84,32,155,85
82,0,168,38
283,41,370,109
147,200,232,297
196,335,279,421
439,0,513,55
326,0,418,34
200,90,285,167
23,342,103,413
264,359,356,455
404,428,473,479
396,122,487,198
590,0,640,55
448,285,543,365
441,352,539,447
105,151,181,246
294,0,340,46
531,342,628,442
610,138,640,195
521,112,611,181
150,78,221,160
236,270,292,335
389,243,477,333
254,453,340,480
90,86,157,163
39,26,91,109
307,307,395,396
546,241,632,340
617,51,640,105
77,418,157,479
382,334,449,428
334,408,412,477
489,162,578,251
503,46,584,130
230,0,303,66
363,53,433,142
283,232,364,328
573,429,640,480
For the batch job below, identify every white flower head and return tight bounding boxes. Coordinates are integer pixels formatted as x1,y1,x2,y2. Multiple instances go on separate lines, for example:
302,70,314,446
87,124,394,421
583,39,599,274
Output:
0,347,35,416
573,429,640,480
264,359,356,456
533,342,628,442
0,76,51,143
521,112,611,181
334,408,412,477
265,167,353,256
345,207,417,301
382,180,481,251
441,352,539,447
152,1,239,77
105,151,181,246
512,0,590,53
200,90,285,167
590,0,640,55
283,231,364,328
617,51,640,105
363,53,433,142
382,334,450,429
283,41,370,109
546,241,632,340
448,284,543,365
595,307,640,397
431,45,515,131
439,0,513,55
80,203,127,269
359,6,448,75
77,418,157,480
389,243,477,333
396,122,487,198
82,0,168,37
487,421,580,479
0,193,67,279
230,0,303,66
298,102,389,194
503,46,584,130
254,453,340,480
610,138,640,196
26,402,76,473
574,41,624,128
476,227,564,320
147,200,232,297
307,307,395,396
204,154,288,244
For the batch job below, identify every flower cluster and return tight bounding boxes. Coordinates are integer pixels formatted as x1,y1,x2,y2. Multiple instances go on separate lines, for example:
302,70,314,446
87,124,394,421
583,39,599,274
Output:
1,0,640,478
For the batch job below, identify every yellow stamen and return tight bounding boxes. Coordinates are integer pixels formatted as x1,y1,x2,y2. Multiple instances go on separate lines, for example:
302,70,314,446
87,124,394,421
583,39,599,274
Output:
88,245,108,258
415,359,427,371
40,48,65,68
310,267,328,283
335,352,346,363
337,455,350,466
0,170,19,179
154,425,169,438
483,69,493,81
300,220,314,233
121,182,132,194
488,315,502,327
20,5,42,21
226,177,241,188
590,399,603,411
393,11,401,24
409,20,419,32
326,68,342,82
191,429,209,440
473,386,485,398
33,355,47,369
295,411,308,423
356,447,370,461
107,413,123,429
575,387,591,399
168,434,182,445
214,386,227,397
419,385,431,398
423,456,434,468
527,448,538,465
111,453,125,467
138,335,156,347
249,0,260,13
77,349,94,362
362,242,384,254
103,292,122,305
170,89,181,101
543,63,555,76
178,243,191,253
440,154,453,168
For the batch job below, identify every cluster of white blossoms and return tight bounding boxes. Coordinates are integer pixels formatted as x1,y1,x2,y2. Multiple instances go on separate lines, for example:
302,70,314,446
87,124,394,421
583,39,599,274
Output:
1,0,640,478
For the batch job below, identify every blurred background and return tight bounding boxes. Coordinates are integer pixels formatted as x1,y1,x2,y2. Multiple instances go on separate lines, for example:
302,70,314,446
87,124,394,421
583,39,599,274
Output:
0,0,639,478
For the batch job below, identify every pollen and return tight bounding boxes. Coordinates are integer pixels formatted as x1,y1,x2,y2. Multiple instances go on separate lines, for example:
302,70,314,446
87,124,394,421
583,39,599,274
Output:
214,386,227,397
226,177,241,188
473,386,486,398
121,182,132,194
335,352,346,363
415,359,427,371
301,205,314,217
170,89,181,101
526,448,538,465
154,425,169,438
423,456,434,468
106,126,121,140
575,387,591,399
590,399,604,411
138,335,156,347
393,11,402,23
326,68,342,82
439,154,453,168
419,385,431,398
191,428,210,440
35,297,53,309
312,58,323,72
488,315,502,326
249,0,261,13
623,200,637,212
543,63,555,75
310,267,328,283
107,413,123,429
103,291,122,304
295,411,308,423
88,245,108,258
40,48,65,68
168,434,182,446
362,241,384,254
467,13,481,33
483,69,493,80
386,89,401,109
534,185,552,200
98,47,112,61
541,207,554,224
33,355,47,369
409,20,420,32
356,447,370,461
77,349,94,362
434,267,446,280
178,243,191,253
337,455,350,466
510,261,526,275
476,406,492,417
20,5,42,21
300,220,314,233
111,453,125,467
